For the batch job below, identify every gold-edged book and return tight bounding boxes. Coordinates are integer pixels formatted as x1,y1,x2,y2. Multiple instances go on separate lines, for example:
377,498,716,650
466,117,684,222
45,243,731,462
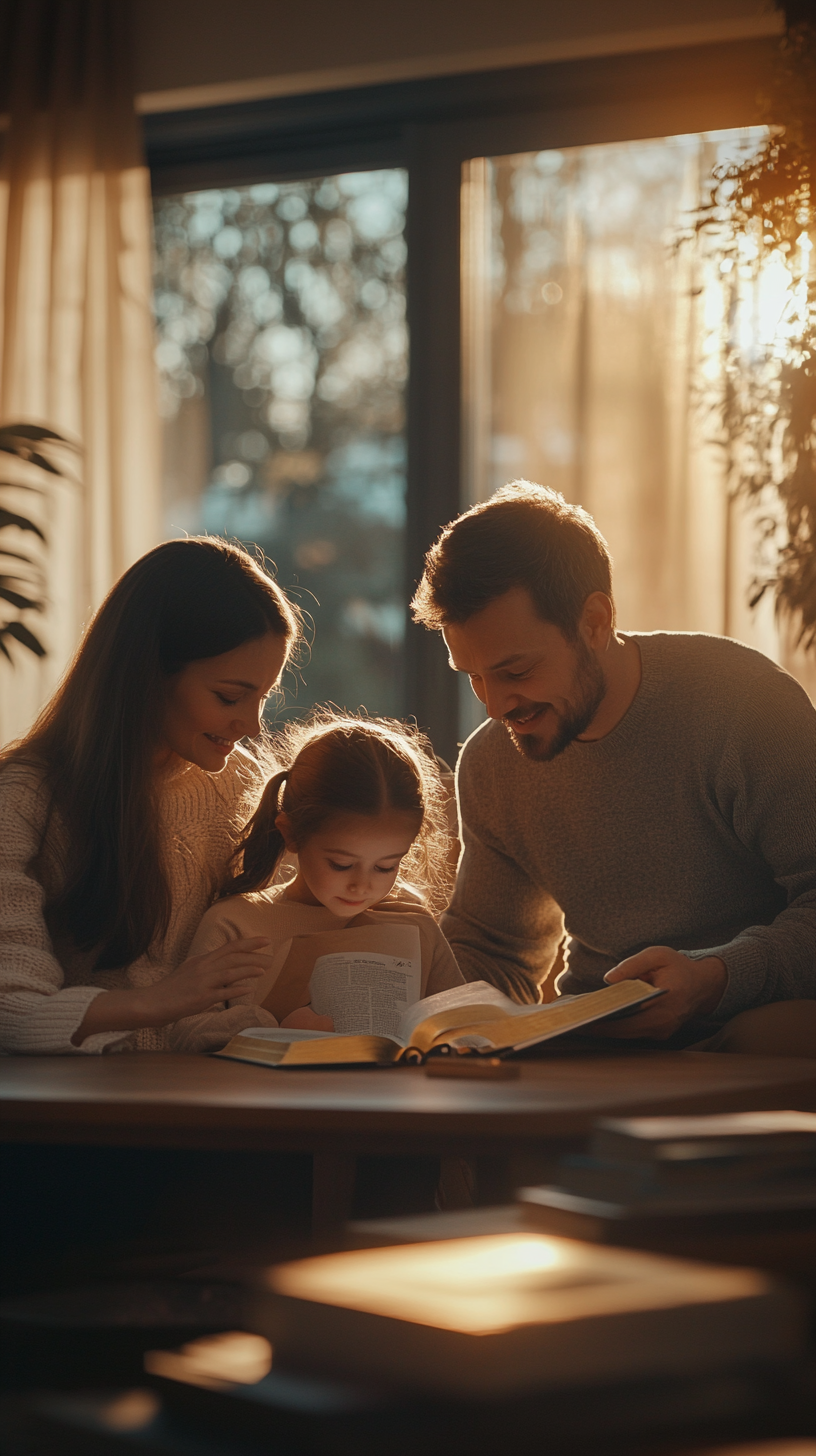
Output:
214,978,663,1069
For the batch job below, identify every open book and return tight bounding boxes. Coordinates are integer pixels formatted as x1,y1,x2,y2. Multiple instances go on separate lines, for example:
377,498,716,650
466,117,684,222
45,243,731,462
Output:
249,923,422,1033
215,977,663,1068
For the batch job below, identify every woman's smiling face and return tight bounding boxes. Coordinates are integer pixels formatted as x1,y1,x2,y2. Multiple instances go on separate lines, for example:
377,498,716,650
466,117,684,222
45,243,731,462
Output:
157,631,288,772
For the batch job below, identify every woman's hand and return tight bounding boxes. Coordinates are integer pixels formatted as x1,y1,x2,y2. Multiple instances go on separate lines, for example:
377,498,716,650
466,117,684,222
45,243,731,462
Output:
71,938,275,1045
280,1005,335,1032
589,946,728,1040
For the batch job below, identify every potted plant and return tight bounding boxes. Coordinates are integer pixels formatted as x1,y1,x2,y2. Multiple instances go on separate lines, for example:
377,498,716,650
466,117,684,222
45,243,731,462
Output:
0,424,74,662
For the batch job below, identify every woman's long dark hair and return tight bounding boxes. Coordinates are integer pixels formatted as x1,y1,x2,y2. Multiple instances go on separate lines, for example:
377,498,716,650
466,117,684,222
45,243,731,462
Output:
2,538,300,969
223,714,452,914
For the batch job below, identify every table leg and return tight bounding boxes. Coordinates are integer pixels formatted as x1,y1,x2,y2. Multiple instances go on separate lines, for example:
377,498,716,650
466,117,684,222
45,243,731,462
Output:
312,1153,357,1237
437,1157,476,1210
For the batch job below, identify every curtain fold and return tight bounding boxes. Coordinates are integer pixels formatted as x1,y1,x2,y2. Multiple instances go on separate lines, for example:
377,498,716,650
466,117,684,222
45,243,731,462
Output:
461,137,816,710
0,0,160,744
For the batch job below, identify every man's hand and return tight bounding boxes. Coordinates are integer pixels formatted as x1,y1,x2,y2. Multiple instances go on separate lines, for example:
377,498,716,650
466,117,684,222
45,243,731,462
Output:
589,946,728,1040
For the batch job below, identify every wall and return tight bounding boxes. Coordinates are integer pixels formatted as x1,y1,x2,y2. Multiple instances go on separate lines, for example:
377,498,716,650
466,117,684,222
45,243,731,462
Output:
132,0,780,110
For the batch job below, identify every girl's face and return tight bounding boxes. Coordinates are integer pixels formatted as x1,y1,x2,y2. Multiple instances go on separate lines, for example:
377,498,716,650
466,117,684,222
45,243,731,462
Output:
157,631,288,773
281,809,421,919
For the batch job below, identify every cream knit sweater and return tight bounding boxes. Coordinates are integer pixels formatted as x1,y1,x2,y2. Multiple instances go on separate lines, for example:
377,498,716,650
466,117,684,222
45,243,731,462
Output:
0,750,267,1055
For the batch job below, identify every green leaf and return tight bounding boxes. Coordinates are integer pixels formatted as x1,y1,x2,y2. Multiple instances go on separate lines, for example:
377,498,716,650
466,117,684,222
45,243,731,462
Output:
0,424,73,445
0,473,45,492
2,621,46,656
0,584,41,611
0,548,37,566
0,446,63,478
0,424,77,484
19,451,63,477
0,508,46,540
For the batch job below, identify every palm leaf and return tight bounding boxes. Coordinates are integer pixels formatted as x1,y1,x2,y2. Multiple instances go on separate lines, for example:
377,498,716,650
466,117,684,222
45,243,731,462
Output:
0,421,75,669
0,548,38,565
0,475,44,494
0,423,79,485
0,447,63,476
0,582,42,611
0,508,46,540
0,621,46,657
0,424,71,444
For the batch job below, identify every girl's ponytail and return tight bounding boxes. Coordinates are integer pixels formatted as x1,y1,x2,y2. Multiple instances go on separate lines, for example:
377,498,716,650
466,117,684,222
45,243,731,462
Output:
222,769,289,896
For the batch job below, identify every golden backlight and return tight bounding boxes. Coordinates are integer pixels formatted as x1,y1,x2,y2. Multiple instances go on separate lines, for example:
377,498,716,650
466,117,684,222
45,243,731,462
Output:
269,1233,765,1336
144,1332,273,1389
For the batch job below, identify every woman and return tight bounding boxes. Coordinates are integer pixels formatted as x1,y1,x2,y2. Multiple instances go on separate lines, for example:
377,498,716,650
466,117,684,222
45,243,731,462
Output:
0,537,299,1054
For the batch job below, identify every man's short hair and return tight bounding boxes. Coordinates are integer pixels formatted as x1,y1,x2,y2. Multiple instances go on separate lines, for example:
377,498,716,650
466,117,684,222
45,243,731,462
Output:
411,481,614,638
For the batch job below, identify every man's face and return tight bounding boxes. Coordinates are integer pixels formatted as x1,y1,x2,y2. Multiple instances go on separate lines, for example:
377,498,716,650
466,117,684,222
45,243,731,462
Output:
443,587,607,762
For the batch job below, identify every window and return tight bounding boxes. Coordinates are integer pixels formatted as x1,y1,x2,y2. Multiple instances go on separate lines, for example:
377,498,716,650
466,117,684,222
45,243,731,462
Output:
146,37,775,760
154,169,408,719
459,125,815,742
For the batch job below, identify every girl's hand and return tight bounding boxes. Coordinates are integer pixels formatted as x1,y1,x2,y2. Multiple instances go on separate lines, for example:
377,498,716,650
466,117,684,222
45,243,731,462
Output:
280,1005,335,1032
71,938,275,1044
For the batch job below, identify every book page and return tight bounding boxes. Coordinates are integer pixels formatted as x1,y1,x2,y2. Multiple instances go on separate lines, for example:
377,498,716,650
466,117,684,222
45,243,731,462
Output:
260,924,421,1025
227,1026,345,1043
282,1033,403,1066
310,947,421,1038
437,980,663,1054
216,1030,402,1067
397,981,547,1047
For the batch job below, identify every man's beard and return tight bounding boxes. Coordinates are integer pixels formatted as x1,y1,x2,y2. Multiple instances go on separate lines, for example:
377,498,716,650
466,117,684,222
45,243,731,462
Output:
503,642,606,762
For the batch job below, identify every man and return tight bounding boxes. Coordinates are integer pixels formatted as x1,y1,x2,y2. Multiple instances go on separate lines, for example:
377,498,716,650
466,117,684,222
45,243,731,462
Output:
412,481,816,1054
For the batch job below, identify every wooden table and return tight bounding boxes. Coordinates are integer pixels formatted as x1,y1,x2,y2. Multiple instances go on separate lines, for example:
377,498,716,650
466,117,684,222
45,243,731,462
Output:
2,1050,815,1153
2,1050,815,1234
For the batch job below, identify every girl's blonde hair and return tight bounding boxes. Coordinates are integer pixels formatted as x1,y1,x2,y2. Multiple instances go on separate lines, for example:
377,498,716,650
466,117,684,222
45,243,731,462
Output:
223,712,452,913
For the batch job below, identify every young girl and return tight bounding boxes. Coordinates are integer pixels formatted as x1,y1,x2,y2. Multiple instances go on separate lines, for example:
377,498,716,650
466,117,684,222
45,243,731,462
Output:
173,715,463,1052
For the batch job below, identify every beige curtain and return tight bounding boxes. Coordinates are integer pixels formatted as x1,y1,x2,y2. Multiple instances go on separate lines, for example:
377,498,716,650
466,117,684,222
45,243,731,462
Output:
462,137,816,725
0,0,160,745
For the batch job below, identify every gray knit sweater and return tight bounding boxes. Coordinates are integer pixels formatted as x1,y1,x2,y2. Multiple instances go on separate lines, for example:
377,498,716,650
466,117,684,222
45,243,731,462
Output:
441,633,816,1020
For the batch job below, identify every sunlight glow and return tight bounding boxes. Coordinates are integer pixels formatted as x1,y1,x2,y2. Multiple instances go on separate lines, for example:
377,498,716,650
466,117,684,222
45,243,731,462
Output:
268,1233,764,1337
144,1332,273,1389
100,1391,160,1431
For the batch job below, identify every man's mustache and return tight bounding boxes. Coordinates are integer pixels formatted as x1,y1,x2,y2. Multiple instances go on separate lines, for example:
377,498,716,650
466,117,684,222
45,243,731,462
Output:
503,701,551,725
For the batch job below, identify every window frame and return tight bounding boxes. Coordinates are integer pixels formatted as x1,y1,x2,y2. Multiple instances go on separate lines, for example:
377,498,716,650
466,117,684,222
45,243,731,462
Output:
145,36,771,764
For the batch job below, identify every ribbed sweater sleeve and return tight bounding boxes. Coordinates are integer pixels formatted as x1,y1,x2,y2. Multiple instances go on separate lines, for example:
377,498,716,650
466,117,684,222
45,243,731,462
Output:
441,742,562,1004
0,752,263,1055
681,658,816,1019
443,634,815,1020
0,767,128,1054
166,902,279,1054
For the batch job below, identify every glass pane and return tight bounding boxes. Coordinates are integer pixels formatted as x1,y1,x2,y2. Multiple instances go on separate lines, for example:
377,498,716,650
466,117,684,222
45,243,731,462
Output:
153,170,408,719
460,130,808,741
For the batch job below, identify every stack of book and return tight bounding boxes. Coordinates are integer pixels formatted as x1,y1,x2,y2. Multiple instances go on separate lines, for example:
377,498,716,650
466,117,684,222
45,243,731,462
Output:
247,1231,804,1396
518,1111,816,1277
